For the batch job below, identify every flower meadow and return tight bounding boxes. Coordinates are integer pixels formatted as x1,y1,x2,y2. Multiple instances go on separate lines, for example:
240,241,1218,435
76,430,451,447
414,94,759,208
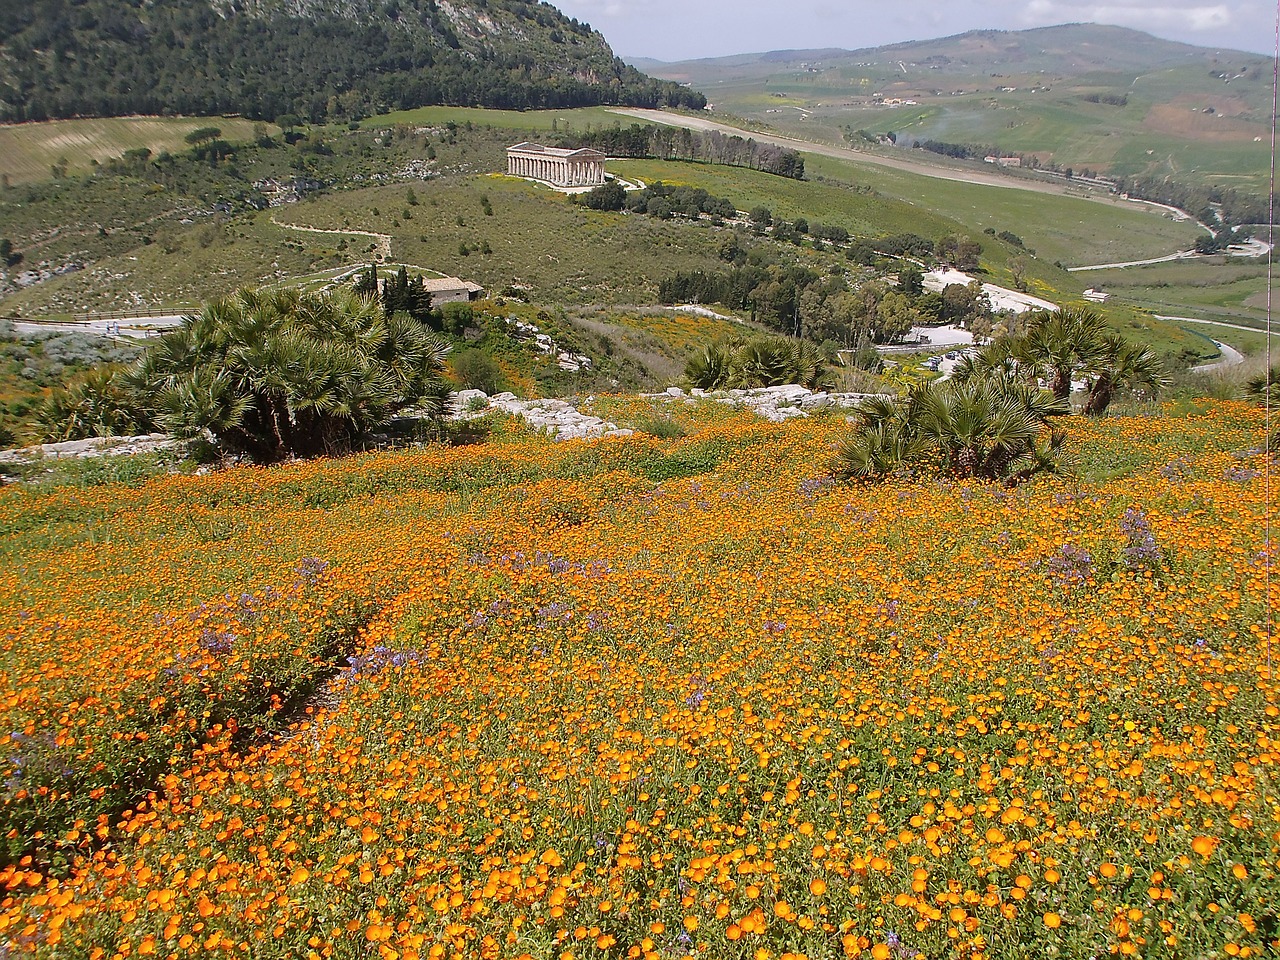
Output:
0,401,1276,960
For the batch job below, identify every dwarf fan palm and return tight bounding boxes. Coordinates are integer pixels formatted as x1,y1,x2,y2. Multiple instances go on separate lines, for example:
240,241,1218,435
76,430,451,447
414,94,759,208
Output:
131,286,450,461
830,375,1069,486
1081,334,1168,416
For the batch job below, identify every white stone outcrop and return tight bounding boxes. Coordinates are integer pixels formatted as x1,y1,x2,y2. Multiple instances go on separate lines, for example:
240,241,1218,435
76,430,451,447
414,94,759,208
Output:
645,384,874,423
455,391,632,441
453,385,877,440
0,433,179,466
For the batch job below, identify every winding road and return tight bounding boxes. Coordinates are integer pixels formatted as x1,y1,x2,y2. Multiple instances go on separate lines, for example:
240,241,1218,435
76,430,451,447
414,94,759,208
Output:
1190,339,1246,373
1156,314,1272,336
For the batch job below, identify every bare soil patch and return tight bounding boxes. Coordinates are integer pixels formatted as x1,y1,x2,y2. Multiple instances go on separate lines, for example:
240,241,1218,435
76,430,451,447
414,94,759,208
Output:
1142,99,1262,142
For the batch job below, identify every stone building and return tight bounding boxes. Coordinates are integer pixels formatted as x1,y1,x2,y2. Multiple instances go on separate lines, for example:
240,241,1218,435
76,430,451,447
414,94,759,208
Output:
422,277,485,304
507,142,606,187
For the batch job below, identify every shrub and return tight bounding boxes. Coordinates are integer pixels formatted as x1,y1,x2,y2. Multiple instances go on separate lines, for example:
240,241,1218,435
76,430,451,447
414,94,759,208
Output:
831,374,1070,485
451,349,504,394
684,334,832,391
32,365,154,442
127,287,451,462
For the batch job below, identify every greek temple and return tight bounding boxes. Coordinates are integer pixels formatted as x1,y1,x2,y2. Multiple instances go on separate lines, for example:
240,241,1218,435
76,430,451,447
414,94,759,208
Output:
506,142,607,187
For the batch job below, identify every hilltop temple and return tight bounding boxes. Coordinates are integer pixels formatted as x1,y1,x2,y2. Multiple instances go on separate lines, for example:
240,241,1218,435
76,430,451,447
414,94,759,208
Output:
506,142,607,187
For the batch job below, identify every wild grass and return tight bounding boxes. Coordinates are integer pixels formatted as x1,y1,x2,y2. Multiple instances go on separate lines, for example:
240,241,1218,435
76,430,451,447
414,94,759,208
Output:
0,117,273,186
361,105,629,133
797,153,1204,268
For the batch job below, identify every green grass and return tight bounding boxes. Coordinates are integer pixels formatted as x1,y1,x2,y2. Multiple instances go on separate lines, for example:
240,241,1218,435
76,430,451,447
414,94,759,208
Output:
0,112,1243,376
797,153,1204,268
0,117,275,186
1,213,326,316
564,307,751,382
659,44,1272,196
362,105,633,134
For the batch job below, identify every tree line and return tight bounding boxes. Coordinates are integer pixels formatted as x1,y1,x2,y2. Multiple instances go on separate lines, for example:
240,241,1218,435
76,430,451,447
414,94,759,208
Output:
563,124,805,180
0,0,705,123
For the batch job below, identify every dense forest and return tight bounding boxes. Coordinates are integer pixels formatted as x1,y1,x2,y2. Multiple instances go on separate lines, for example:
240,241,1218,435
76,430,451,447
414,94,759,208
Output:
565,123,805,180
0,0,706,123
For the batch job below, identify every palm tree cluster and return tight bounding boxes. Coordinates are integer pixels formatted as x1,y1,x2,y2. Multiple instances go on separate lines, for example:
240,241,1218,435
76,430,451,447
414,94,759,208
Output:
1245,366,1279,408
128,288,452,461
830,375,1070,486
34,287,452,462
34,365,157,444
956,306,1167,416
685,334,832,392
830,306,1165,486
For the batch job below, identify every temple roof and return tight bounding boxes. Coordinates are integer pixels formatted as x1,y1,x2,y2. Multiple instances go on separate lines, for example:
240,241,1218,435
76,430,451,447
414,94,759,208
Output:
507,142,606,160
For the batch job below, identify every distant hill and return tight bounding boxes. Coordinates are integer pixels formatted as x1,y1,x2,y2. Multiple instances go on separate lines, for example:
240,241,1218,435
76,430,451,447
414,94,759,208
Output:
639,24,1265,80
0,0,706,124
635,24,1273,196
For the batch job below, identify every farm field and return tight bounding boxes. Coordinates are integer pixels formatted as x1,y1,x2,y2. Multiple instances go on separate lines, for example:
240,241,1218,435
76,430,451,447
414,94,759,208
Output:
0,401,1275,958
0,118,273,187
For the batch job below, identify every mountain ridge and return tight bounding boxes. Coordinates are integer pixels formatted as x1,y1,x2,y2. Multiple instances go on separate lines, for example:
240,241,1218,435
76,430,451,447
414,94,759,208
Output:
631,23,1265,75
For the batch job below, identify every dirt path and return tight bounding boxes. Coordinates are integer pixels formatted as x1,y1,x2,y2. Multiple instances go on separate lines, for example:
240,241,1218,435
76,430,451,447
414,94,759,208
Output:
271,218,392,261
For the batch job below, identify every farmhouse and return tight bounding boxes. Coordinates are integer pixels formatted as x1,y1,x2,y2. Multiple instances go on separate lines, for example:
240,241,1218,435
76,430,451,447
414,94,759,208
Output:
422,276,485,303
507,142,607,187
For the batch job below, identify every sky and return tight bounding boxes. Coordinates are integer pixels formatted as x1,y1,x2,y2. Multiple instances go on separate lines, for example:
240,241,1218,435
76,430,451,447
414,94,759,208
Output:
549,0,1276,62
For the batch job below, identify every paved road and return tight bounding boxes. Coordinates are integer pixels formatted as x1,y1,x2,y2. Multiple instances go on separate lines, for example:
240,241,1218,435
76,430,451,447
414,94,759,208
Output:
1070,238,1271,272
1191,339,1247,373
1070,252,1197,271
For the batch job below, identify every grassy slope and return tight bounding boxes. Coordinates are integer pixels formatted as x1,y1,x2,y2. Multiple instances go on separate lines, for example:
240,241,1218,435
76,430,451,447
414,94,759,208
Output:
362,106,627,134
0,117,273,186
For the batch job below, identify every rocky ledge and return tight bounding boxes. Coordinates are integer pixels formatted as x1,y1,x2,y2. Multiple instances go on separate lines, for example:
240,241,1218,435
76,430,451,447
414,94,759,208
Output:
453,384,874,441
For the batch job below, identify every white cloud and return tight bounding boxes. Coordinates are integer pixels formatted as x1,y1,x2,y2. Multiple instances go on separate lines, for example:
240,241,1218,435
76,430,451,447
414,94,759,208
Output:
1017,1,1234,34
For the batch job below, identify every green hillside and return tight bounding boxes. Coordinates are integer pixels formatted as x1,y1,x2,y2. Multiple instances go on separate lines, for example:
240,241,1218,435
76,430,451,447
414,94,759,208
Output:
0,0,704,124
